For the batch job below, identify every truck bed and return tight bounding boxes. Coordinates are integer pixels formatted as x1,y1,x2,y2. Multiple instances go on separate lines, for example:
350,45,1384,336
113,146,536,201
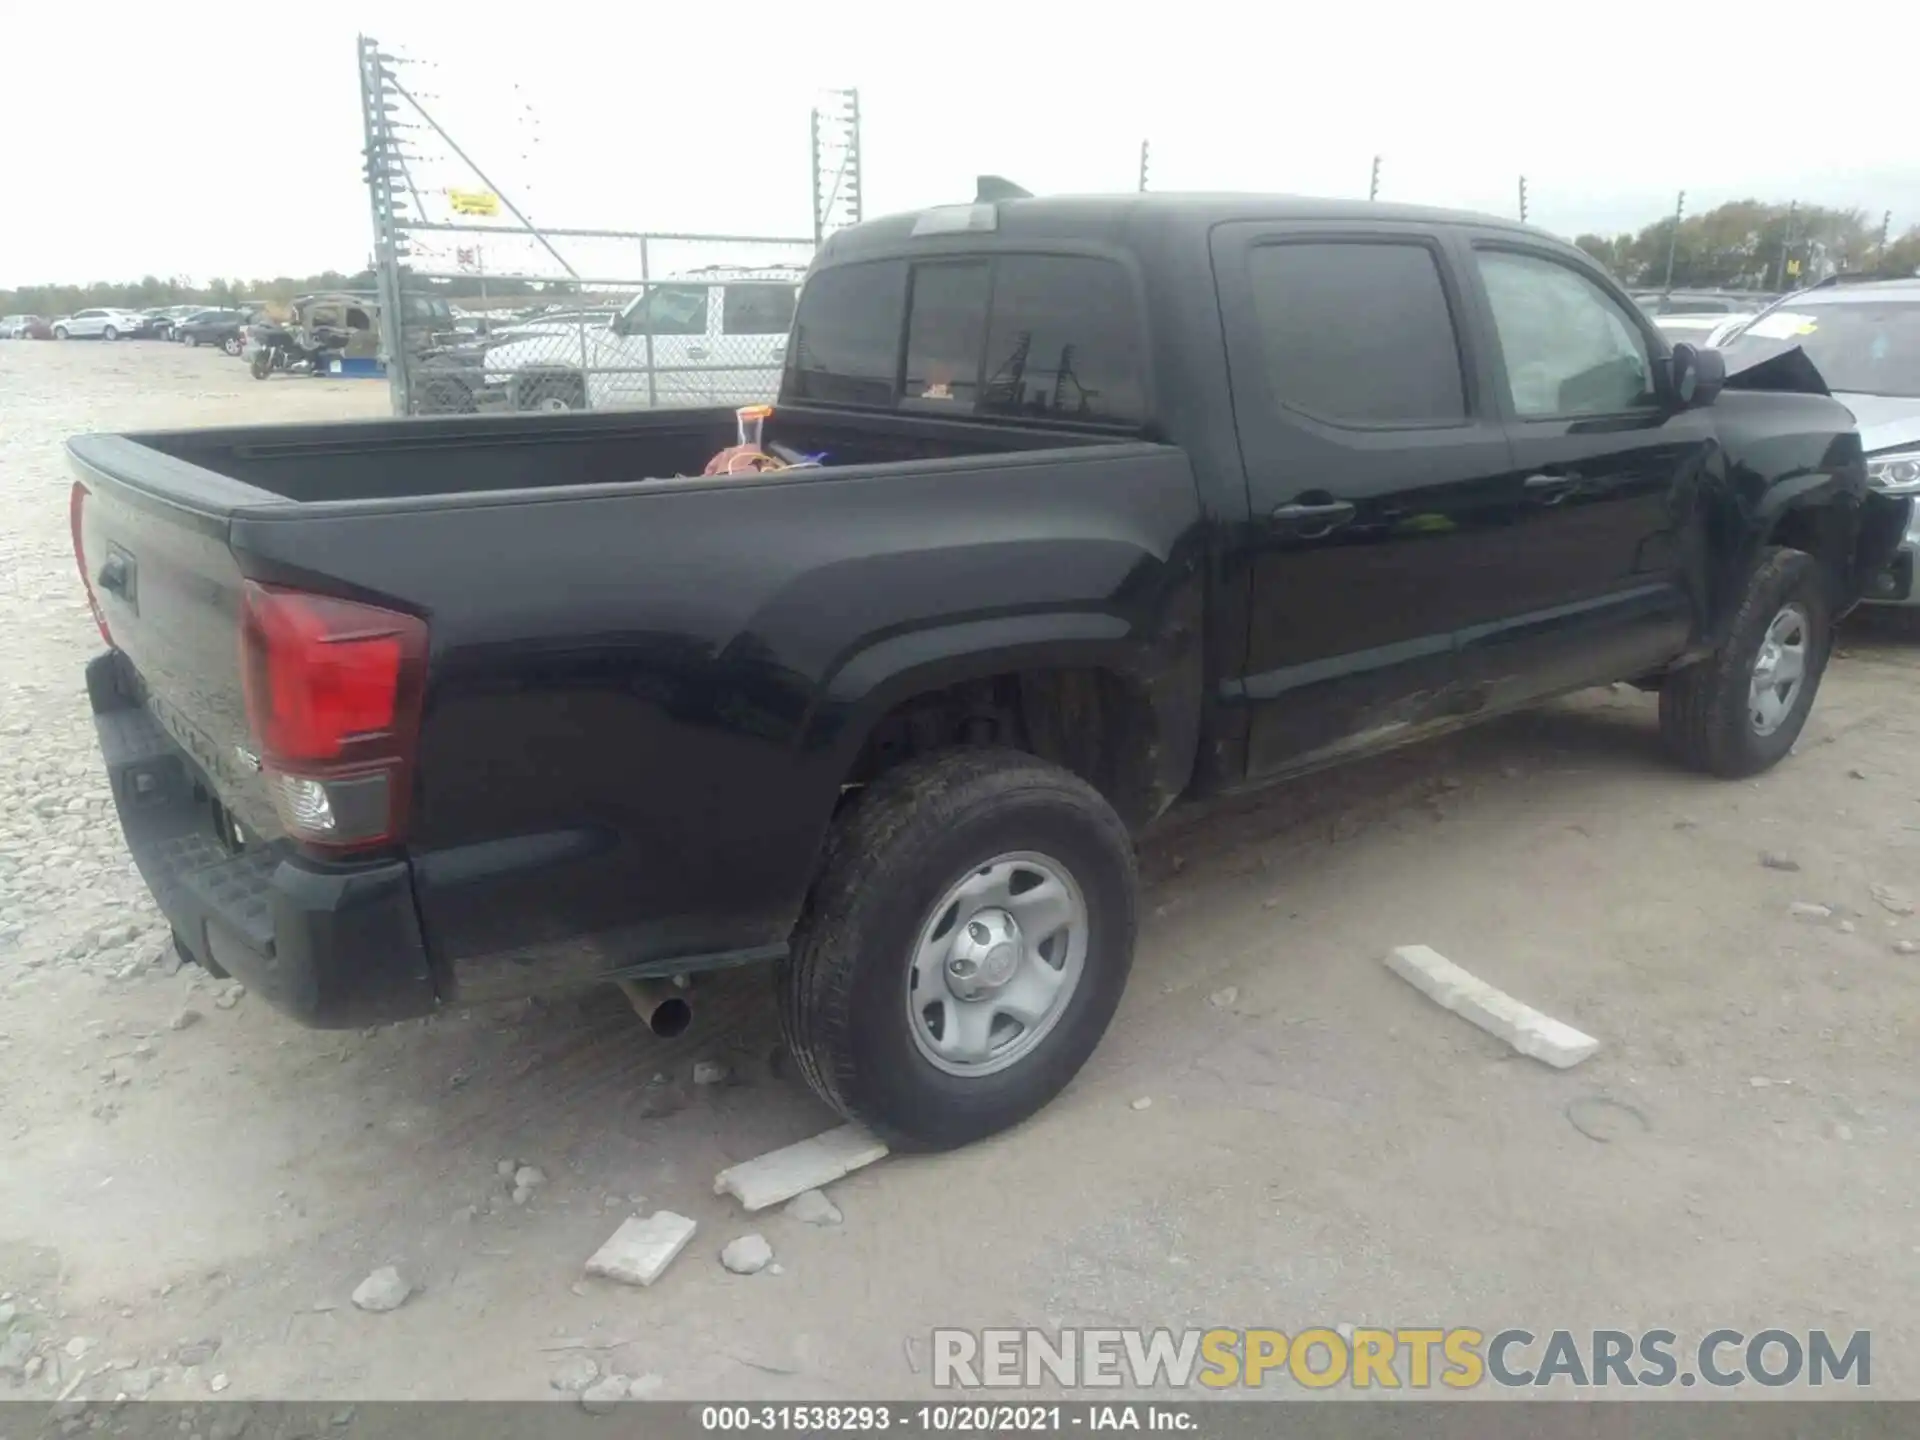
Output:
69,404,1201,1022
93,405,1120,506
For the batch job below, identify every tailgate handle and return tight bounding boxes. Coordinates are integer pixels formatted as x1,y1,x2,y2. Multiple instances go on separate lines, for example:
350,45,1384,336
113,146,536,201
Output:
97,552,134,601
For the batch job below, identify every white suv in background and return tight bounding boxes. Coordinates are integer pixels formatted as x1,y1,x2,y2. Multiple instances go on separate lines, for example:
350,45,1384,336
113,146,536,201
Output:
52,308,148,341
480,265,803,412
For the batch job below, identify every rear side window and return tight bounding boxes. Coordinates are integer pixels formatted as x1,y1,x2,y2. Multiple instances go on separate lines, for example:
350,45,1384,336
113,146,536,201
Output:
721,283,798,335
1246,242,1467,424
979,256,1146,425
904,263,990,407
787,260,906,406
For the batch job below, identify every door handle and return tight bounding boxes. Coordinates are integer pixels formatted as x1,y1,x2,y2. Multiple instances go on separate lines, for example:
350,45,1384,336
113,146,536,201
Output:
97,554,132,599
1522,473,1577,505
1271,500,1356,537
686,346,709,360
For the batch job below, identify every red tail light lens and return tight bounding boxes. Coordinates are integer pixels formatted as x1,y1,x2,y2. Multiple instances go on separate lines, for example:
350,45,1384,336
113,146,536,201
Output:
239,581,428,852
70,482,112,646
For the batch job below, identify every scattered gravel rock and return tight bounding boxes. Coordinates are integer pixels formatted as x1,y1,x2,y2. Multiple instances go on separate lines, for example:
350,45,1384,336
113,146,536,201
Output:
720,1234,773,1275
1130,1097,1153,1111
1895,939,1919,956
350,1266,412,1313
175,1340,220,1367
496,1159,517,1177
1759,852,1800,872
550,1355,600,1393
1870,884,1915,916
1208,986,1238,1008
1788,902,1833,920
208,1371,230,1393
580,1374,631,1414
169,1009,203,1031
627,1374,663,1399
1839,920,1857,934
784,1189,842,1227
63,1336,94,1359
692,1060,732,1087
513,1166,546,1190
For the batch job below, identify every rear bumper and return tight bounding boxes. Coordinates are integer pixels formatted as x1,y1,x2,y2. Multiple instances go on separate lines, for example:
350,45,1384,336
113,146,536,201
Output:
89,652,439,1028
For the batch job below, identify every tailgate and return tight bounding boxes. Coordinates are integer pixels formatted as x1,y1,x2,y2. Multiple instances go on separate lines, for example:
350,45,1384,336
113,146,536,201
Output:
69,435,281,842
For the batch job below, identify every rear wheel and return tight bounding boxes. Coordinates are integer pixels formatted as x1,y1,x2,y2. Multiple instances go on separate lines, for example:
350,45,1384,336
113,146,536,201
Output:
1660,546,1832,777
53,326,68,340
102,325,119,341
222,335,243,357
780,748,1137,1151
514,372,586,412
183,333,199,347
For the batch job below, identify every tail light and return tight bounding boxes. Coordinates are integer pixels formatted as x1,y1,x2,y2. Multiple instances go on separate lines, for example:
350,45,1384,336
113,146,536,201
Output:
240,581,428,853
70,482,112,645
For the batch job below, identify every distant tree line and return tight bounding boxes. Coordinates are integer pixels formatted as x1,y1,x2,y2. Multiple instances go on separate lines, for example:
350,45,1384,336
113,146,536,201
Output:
0,269,573,317
1575,200,1920,290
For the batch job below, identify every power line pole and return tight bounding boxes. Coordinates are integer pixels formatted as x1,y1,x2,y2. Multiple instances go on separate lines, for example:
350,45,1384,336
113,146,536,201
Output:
1517,175,1528,223
1661,189,1686,293
1878,210,1892,262
1138,139,1150,194
1368,155,1381,202
1776,200,1798,291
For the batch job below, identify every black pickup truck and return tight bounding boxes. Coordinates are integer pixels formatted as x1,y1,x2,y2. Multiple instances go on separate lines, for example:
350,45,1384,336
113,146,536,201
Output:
69,191,1910,1149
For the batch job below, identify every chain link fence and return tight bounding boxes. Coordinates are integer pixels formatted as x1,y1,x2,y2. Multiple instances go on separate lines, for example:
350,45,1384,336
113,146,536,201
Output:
358,39,836,417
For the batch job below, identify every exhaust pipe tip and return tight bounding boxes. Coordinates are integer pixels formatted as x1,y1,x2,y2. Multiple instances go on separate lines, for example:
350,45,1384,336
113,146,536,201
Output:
616,978,693,1038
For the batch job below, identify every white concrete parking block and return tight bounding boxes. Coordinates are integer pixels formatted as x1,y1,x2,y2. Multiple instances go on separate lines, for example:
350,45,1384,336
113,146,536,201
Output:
1385,944,1598,1069
584,1211,698,1287
713,1124,889,1211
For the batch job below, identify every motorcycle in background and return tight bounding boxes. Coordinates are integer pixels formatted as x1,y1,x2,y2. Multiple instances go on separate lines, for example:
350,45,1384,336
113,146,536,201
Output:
246,320,343,380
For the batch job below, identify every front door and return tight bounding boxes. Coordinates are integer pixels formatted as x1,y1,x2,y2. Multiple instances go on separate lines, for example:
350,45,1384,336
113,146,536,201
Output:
1454,239,1712,707
1210,224,1520,778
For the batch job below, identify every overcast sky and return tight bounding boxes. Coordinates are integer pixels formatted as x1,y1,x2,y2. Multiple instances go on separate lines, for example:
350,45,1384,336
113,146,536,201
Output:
4,0,1917,287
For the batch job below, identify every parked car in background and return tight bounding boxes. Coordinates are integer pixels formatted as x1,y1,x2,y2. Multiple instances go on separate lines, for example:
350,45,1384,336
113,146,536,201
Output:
414,309,621,414
1714,276,1920,610
1,314,53,339
52,308,149,341
174,309,254,354
1635,290,1768,348
479,265,803,411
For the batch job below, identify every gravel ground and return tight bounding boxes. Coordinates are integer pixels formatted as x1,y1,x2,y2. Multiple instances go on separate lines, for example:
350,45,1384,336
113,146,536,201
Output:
3,339,1920,1404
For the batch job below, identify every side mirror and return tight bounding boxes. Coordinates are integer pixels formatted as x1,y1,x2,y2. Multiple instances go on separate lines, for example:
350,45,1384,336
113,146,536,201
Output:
1670,342,1726,408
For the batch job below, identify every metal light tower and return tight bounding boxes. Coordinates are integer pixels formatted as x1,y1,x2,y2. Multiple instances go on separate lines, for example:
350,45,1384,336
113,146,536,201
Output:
1518,175,1528,223
1369,155,1381,202
358,35,413,415
1138,139,1150,194
811,89,863,244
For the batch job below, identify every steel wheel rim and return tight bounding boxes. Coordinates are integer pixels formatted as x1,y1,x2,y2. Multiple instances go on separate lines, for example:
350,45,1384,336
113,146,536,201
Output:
1749,602,1810,736
906,850,1089,1077
536,395,572,412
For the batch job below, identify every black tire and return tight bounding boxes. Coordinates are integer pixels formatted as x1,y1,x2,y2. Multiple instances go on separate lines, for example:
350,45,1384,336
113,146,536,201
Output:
183,333,199,348
780,748,1137,1151
102,325,119,342
223,335,243,357
514,372,586,412
1659,546,1832,777
418,376,476,415
53,326,68,340
249,349,272,380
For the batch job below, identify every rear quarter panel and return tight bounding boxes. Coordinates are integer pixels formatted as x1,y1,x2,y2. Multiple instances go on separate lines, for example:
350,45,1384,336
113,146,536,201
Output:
229,445,1205,999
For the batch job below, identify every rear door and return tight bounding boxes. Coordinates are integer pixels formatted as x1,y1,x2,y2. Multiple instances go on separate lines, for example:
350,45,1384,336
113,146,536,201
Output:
1211,223,1516,777
1454,237,1709,706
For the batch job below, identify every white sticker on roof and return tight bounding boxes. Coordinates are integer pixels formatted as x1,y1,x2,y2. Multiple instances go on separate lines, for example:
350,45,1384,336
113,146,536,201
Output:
1744,311,1821,340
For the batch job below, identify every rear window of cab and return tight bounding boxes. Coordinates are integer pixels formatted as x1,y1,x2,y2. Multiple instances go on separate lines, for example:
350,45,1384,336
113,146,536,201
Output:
786,254,1146,427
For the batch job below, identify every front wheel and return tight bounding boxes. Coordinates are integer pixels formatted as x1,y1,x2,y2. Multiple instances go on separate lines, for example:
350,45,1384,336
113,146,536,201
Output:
780,748,1137,1151
53,326,68,340
102,325,119,341
222,335,243,357
183,333,199,348
249,348,272,380
1659,546,1832,777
